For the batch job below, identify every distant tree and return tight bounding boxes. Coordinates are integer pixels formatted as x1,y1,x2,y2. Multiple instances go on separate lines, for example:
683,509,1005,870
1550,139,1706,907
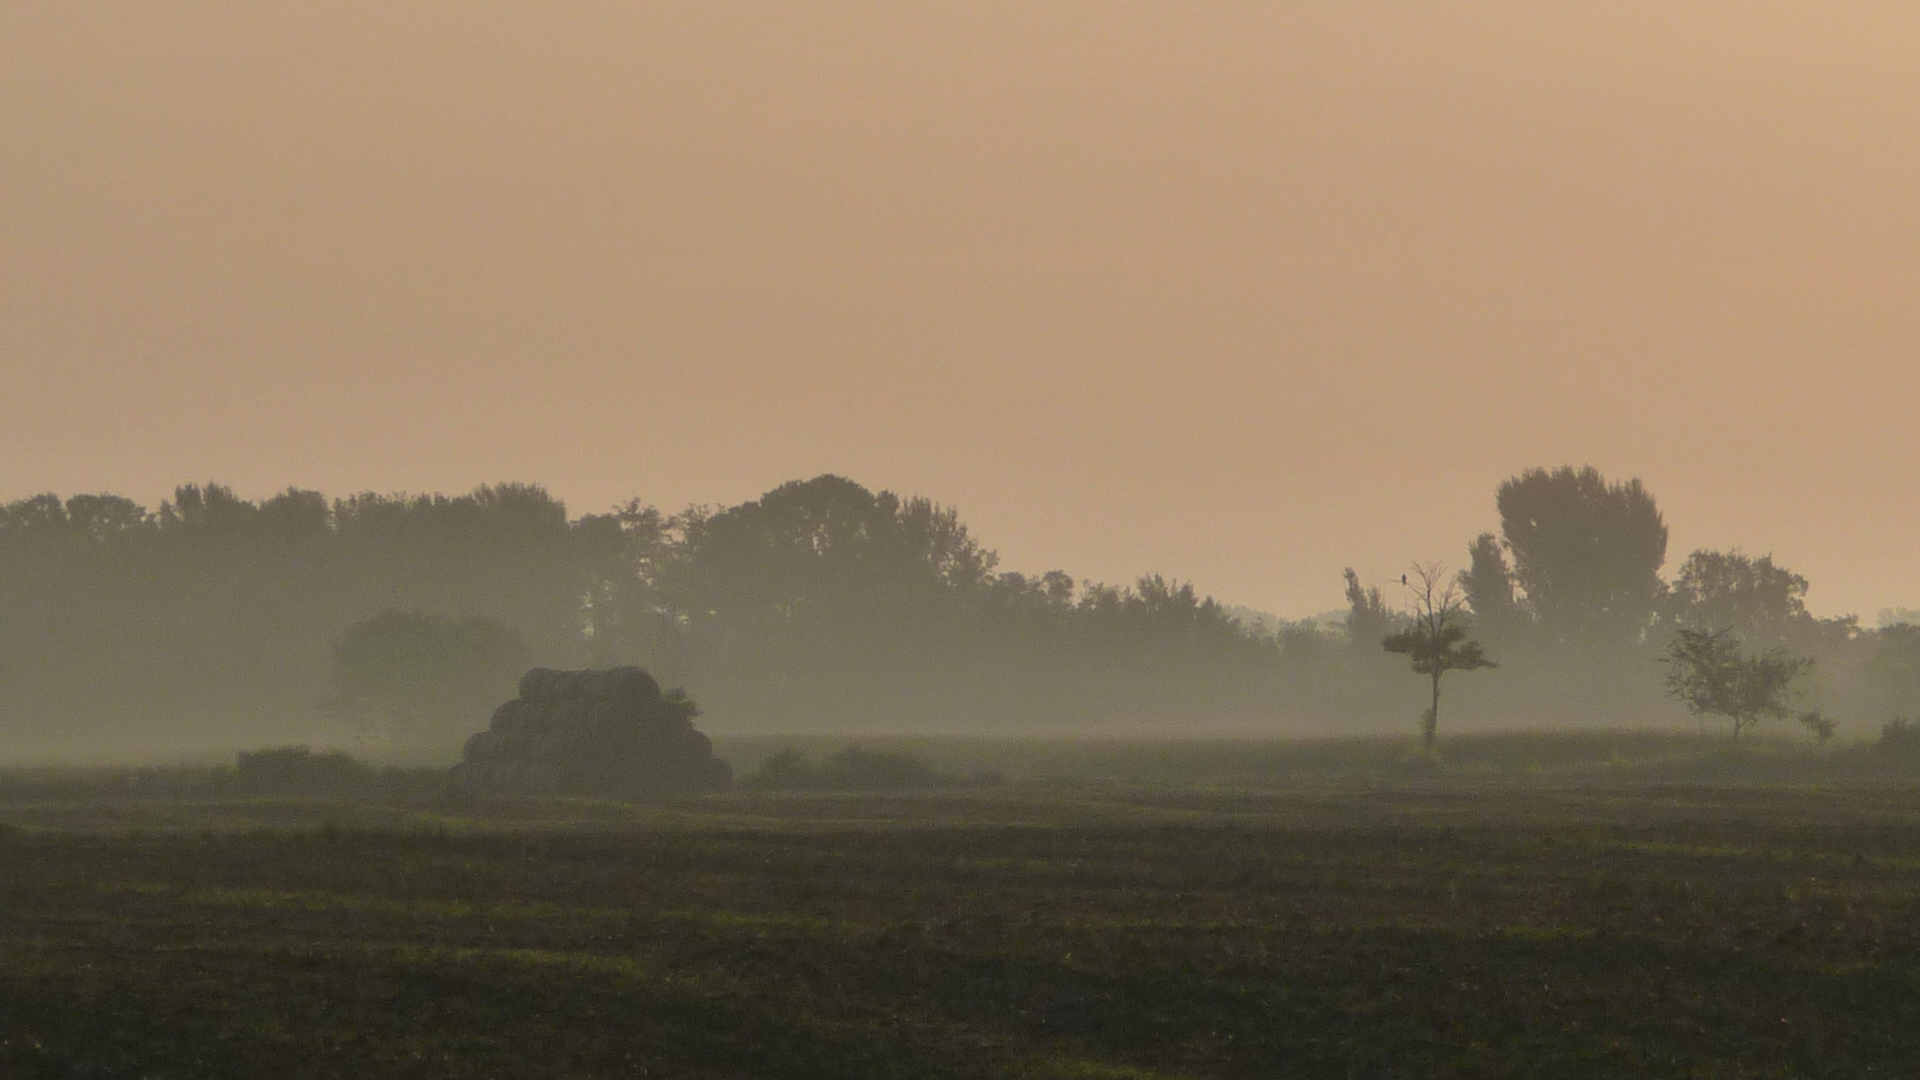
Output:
1660,628,1812,741
328,483,588,657
1342,567,1394,650
1457,532,1524,641
1125,575,1244,644
574,500,684,672
325,610,527,750
62,494,152,543
1667,549,1810,645
1797,710,1838,748
1382,563,1496,752
668,475,998,640
660,475,1007,725
1497,466,1667,646
1862,623,1920,724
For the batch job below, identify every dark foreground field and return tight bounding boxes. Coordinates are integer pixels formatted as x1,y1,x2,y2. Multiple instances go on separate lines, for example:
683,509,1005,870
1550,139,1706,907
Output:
3,779,1920,1078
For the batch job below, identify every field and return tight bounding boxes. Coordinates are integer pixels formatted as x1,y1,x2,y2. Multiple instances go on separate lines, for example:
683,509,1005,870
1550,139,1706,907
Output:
3,739,1920,1078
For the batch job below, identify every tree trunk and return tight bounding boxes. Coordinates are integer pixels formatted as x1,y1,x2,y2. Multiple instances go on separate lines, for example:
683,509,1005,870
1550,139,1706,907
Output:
1423,670,1443,752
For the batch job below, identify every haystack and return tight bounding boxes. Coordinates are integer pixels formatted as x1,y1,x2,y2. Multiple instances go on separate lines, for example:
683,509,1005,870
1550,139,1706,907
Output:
453,666,731,795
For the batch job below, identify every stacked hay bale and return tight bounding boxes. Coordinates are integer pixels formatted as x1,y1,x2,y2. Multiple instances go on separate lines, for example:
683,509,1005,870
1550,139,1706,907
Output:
454,666,731,795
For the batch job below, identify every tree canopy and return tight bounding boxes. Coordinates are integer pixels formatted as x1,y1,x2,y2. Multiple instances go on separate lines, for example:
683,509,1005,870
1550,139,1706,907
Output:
1457,532,1523,642
1496,466,1667,646
1668,549,1810,644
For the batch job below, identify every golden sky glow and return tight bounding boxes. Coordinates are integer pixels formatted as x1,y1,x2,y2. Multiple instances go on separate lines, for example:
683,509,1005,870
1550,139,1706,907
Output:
5,3,1918,617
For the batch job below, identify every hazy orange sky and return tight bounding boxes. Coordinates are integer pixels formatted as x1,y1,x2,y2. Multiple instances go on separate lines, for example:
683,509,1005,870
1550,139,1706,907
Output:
6,3,1918,619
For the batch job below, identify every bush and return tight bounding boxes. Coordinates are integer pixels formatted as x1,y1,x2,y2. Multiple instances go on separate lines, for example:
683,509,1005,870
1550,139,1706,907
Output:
1799,710,1839,747
1877,718,1920,755
234,746,376,795
743,746,961,791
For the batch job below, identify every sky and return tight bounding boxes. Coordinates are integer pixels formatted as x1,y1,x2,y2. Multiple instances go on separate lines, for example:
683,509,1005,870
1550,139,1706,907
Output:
5,3,1919,620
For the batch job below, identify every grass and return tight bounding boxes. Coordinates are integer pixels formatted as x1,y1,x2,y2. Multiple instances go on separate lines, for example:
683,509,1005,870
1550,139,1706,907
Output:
1,737,1919,1077
714,728,1918,787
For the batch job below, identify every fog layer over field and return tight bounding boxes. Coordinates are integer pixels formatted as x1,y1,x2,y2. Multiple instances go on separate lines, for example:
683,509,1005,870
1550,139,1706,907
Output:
1,469,1914,764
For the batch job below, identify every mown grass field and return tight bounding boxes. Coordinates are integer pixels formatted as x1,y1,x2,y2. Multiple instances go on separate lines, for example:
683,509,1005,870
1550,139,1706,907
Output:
3,758,1920,1077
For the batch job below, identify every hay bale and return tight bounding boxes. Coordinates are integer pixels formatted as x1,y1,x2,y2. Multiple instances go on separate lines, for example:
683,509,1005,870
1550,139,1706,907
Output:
579,666,661,707
586,700,631,733
521,667,591,701
488,723,536,756
527,730,569,762
516,667,561,701
557,670,593,699
520,665,660,705
463,730,498,761
490,698,543,733
459,666,728,796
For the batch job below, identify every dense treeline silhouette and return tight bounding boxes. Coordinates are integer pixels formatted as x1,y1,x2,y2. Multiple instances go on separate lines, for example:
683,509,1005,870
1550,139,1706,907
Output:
0,483,596,753
0,469,1913,755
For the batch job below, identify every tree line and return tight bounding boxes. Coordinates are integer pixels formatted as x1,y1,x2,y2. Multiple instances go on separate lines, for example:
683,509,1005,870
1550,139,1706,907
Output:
0,468,1914,753
1370,466,1891,746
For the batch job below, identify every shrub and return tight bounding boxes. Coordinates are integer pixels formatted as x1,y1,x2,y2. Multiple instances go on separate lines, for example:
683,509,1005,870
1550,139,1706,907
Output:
743,746,956,791
1798,710,1838,747
234,746,376,795
1877,718,1920,755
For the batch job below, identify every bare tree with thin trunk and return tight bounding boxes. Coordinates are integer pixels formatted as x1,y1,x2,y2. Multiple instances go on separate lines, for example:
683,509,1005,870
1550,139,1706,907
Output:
1383,563,1496,753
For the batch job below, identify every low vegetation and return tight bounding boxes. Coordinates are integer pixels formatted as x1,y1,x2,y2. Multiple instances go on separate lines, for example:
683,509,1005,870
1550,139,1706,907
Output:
721,727,1920,788
741,745,998,791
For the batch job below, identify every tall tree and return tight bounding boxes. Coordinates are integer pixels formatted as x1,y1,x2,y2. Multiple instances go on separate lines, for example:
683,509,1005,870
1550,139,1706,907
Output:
1457,532,1523,641
663,475,999,725
1382,563,1495,752
668,475,993,640
1342,568,1394,650
1497,465,1667,646
575,500,681,674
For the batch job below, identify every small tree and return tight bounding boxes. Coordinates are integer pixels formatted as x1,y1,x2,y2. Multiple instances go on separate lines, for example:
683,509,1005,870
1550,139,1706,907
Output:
1660,628,1811,741
1797,710,1838,748
1382,563,1496,752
